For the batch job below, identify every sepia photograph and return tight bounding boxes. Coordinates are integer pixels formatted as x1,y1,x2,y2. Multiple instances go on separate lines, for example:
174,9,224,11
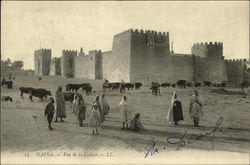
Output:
1,1,250,164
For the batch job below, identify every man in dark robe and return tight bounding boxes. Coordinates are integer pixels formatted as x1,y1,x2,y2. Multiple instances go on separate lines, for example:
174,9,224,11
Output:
172,94,184,125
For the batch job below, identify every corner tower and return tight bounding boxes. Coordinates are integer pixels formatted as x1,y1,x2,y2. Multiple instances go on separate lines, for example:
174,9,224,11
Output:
191,42,227,83
34,48,51,76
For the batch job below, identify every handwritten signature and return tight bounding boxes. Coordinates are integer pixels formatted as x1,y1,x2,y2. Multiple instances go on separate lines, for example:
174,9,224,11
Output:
144,117,223,158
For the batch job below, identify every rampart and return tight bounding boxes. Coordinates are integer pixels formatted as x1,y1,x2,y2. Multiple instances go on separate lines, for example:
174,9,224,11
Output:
61,50,77,78
224,59,248,82
102,51,113,80
74,50,102,79
34,48,51,76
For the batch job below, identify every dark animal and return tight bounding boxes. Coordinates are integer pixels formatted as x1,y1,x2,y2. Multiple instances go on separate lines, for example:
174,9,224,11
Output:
30,88,51,102
134,82,142,90
63,92,77,102
203,81,212,87
176,80,187,88
161,82,170,88
1,96,13,102
103,83,112,91
112,83,121,91
38,77,42,81
2,81,13,89
186,82,193,87
82,83,92,95
124,83,134,90
194,82,201,87
171,84,176,88
66,83,83,91
221,82,226,88
20,87,35,98
120,83,126,93
150,82,161,96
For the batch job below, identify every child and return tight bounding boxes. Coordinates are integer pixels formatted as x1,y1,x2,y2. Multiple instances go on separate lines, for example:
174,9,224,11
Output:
72,92,78,114
89,103,102,135
44,97,55,131
116,96,132,130
76,96,86,127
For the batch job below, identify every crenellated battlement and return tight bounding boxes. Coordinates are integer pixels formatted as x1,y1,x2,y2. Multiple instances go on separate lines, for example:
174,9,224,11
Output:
171,53,193,57
191,41,223,58
192,42,223,47
62,50,77,55
131,28,169,37
225,59,247,64
114,29,169,38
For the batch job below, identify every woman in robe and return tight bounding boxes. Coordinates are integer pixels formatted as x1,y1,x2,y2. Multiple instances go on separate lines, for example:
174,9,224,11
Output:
100,93,109,121
92,95,103,123
189,90,203,126
54,86,66,122
75,96,86,127
167,91,184,125
89,103,102,135
72,92,78,115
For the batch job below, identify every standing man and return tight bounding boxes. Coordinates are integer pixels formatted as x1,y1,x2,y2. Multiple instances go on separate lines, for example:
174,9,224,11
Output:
54,86,66,122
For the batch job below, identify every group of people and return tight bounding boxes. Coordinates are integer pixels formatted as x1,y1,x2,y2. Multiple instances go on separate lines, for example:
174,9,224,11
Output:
44,86,203,134
44,86,144,134
167,89,203,126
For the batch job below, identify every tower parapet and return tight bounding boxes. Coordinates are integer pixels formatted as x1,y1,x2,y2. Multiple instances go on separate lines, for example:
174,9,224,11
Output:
191,42,223,59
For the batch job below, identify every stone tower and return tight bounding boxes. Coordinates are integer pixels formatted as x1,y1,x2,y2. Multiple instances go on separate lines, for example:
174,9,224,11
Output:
34,48,51,76
61,50,77,78
191,42,227,83
109,29,171,82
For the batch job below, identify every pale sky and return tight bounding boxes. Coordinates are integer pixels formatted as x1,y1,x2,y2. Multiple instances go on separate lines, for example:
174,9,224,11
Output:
1,1,249,69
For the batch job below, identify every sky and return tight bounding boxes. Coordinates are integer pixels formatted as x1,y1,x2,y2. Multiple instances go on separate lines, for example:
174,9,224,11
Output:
1,1,249,69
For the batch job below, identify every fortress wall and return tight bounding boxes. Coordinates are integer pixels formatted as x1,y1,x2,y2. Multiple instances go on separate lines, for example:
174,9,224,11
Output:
74,51,97,79
224,59,245,82
168,56,194,83
200,58,227,83
109,30,132,82
102,51,113,81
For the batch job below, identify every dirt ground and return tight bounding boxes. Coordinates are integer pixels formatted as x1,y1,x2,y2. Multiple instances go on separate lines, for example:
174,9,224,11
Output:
1,75,250,164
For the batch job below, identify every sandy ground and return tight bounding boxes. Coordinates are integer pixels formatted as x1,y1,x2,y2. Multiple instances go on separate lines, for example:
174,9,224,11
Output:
1,75,250,164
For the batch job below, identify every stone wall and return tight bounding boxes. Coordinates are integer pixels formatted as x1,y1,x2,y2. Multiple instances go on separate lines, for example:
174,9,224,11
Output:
75,50,102,79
